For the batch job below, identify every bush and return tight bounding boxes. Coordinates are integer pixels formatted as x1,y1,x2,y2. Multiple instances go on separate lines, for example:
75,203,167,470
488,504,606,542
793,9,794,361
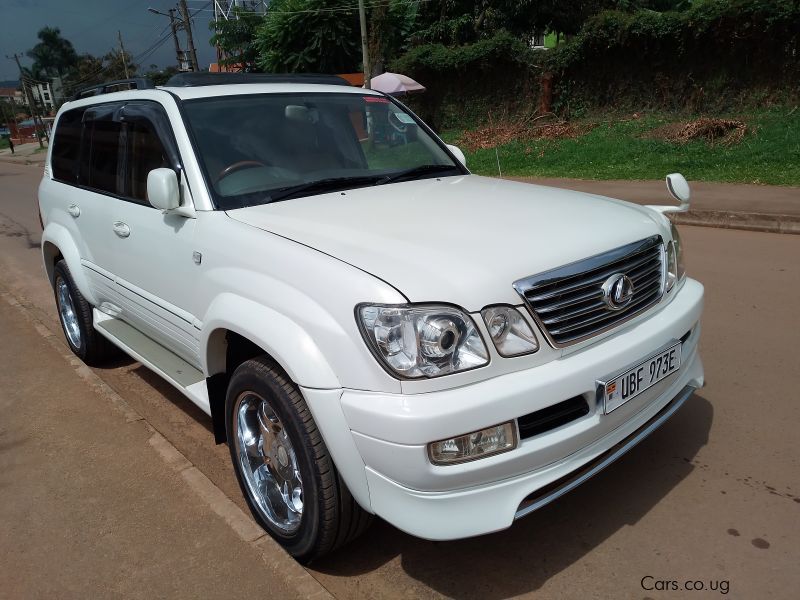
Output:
545,0,800,111
390,31,542,129
392,30,536,74
389,0,800,123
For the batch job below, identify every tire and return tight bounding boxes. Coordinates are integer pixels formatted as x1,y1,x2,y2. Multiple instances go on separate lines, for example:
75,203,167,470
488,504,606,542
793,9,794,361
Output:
225,356,372,562
53,260,119,366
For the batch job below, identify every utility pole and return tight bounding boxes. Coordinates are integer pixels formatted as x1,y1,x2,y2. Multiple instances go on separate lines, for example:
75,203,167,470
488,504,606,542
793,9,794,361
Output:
358,0,371,88
117,30,130,79
178,0,200,72
167,9,186,70
148,7,189,71
6,53,44,148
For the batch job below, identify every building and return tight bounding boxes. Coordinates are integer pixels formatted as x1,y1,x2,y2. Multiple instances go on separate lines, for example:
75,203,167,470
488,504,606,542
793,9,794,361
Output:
30,81,55,112
0,87,24,105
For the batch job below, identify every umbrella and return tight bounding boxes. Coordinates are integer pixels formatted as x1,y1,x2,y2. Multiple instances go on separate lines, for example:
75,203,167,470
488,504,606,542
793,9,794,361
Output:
369,72,426,95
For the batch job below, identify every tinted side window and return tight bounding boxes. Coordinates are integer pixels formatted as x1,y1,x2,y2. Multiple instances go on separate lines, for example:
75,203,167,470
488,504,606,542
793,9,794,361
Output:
85,120,123,195
127,120,170,202
51,109,84,183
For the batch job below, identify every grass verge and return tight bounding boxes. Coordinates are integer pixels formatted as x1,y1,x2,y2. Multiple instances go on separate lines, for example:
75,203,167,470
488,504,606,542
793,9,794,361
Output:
441,107,800,185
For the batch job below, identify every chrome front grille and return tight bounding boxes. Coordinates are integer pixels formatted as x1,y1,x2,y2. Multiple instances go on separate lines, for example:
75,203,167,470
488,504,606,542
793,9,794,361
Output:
514,236,665,347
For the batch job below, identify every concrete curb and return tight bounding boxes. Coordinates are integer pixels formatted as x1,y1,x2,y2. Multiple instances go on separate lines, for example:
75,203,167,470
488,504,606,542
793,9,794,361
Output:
669,210,800,235
0,157,45,166
0,285,334,600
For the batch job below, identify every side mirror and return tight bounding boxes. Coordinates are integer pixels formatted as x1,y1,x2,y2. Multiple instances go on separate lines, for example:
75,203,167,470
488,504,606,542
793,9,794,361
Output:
446,144,467,168
647,172,691,214
147,168,180,211
666,173,691,204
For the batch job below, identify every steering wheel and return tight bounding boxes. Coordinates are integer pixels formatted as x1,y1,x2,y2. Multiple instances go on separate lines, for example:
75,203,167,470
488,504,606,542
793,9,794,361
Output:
218,160,268,180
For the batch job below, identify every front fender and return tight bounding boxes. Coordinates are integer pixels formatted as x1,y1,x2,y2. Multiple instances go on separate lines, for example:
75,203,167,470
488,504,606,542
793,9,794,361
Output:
201,293,340,389
41,222,97,305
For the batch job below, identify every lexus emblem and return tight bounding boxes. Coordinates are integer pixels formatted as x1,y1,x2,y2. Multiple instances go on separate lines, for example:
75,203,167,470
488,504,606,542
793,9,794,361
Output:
602,273,635,311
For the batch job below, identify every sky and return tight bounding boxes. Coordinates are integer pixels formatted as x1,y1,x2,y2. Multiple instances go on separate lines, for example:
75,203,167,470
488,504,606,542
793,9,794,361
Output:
1,0,220,83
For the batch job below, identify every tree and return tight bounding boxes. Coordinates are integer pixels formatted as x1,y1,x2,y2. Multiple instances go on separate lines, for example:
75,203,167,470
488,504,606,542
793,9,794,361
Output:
413,1,546,44
63,53,105,95
210,7,264,71
144,65,180,86
368,1,419,75
26,27,78,79
102,49,138,81
256,0,360,73
1,98,27,124
412,1,679,43
617,0,692,10
62,51,136,99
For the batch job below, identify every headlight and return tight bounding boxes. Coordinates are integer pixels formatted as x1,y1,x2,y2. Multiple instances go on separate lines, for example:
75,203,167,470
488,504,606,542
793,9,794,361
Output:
481,305,539,356
666,222,686,291
357,304,489,378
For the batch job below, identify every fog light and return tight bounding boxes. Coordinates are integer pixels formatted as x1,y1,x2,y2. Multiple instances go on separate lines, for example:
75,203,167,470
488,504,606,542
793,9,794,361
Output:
428,422,517,465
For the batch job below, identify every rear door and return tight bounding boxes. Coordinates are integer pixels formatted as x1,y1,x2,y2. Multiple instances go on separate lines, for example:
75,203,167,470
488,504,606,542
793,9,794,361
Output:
72,103,127,307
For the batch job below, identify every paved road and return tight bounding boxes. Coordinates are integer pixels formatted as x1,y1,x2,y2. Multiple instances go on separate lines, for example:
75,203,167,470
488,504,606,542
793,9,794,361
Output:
2,161,798,598
510,177,800,216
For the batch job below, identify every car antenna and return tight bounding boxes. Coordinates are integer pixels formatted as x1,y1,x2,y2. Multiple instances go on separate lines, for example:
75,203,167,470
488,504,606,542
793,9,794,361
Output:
495,147,503,178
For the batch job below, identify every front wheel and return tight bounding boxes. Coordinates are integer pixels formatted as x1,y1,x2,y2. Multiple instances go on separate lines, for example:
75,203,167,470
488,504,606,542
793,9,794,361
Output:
225,356,371,562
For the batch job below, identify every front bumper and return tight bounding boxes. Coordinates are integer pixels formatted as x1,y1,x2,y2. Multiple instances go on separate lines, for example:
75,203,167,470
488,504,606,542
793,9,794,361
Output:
311,278,704,540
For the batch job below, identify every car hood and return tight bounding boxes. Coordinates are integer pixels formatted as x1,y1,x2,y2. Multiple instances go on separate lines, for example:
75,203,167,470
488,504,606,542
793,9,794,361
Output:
227,175,665,311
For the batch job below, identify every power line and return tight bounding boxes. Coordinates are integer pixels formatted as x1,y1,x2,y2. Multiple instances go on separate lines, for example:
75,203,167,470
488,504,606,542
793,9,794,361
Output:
62,1,213,92
62,28,177,94
199,0,428,16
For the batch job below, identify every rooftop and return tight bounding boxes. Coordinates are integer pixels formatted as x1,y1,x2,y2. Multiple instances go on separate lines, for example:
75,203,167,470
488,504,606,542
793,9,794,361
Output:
68,74,377,106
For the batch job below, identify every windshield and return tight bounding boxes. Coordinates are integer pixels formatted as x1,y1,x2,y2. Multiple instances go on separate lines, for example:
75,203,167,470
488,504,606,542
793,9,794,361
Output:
182,92,462,209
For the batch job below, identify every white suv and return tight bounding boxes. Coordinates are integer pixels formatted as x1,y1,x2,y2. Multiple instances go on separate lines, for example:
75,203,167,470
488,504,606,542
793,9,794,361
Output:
38,73,704,562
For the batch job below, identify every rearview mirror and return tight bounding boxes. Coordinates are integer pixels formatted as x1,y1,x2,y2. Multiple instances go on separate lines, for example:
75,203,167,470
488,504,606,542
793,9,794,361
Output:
446,144,467,168
147,168,180,211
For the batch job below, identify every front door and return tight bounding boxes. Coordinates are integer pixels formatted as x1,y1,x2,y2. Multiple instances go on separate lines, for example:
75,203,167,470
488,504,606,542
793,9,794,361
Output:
102,101,202,368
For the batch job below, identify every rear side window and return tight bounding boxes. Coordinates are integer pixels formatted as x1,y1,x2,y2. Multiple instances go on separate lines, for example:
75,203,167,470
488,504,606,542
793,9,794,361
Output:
83,120,123,195
51,109,85,183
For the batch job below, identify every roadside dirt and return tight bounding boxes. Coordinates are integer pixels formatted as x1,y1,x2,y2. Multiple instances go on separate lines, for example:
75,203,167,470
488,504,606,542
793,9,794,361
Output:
643,118,748,146
458,117,593,151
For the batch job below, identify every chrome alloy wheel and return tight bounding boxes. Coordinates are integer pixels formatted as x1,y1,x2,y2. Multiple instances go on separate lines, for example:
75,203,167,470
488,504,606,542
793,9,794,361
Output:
233,391,304,533
56,277,81,349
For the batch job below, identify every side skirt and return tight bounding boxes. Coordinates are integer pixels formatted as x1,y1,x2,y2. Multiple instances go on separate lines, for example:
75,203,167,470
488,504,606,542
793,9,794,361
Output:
93,309,210,416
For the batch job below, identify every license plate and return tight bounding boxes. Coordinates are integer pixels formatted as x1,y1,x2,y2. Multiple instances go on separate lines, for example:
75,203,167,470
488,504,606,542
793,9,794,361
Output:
600,342,682,414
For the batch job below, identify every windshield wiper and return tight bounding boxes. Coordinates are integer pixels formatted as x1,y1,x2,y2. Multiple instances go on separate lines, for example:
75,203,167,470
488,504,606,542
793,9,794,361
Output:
375,164,461,186
263,175,383,203
254,166,460,205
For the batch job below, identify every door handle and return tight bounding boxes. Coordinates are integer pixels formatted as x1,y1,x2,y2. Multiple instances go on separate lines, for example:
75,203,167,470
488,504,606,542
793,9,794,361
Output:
68,204,80,218
112,221,131,238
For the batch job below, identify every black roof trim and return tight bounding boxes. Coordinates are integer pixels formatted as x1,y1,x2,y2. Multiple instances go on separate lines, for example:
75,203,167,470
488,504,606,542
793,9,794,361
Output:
73,78,155,101
163,72,351,88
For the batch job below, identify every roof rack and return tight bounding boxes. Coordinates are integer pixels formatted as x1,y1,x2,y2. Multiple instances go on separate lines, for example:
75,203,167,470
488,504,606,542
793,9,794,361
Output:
163,72,351,88
72,78,155,101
